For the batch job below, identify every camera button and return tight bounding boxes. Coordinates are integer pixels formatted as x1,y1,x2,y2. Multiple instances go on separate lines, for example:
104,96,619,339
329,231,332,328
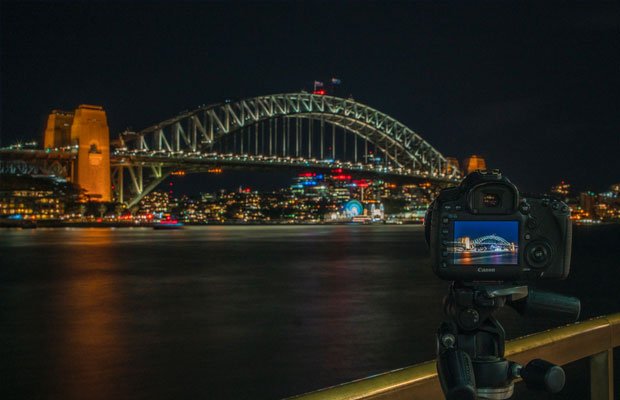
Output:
441,261,448,268
527,219,537,229
455,205,462,211
524,233,532,240
442,217,449,224
444,205,452,210
519,202,531,214
551,202,560,210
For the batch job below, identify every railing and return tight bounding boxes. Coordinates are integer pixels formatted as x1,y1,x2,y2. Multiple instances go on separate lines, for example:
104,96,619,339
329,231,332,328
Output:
290,313,620,400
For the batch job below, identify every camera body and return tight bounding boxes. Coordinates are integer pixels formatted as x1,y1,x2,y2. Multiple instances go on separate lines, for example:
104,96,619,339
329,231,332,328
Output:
425,170,572,282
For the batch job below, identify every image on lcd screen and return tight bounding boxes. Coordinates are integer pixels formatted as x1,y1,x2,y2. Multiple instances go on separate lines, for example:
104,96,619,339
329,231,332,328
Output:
450,221,518,265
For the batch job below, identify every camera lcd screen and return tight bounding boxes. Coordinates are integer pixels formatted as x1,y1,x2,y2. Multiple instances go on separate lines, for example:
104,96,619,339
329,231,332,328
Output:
451,221,519,265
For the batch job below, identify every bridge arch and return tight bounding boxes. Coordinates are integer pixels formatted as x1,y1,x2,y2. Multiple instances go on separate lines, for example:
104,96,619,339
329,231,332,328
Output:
115,93,460,206
472,235,511,245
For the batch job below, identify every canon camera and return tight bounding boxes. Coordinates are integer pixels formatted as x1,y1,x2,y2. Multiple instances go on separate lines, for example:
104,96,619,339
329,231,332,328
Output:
425,170,571,282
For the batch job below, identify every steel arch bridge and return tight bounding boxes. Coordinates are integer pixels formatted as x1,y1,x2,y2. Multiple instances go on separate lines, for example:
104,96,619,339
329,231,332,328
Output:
112,92,461,206
472,235,512,245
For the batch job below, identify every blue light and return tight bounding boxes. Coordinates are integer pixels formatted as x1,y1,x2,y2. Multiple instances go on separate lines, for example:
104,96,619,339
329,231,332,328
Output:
302,180,317,186
8,214,23,220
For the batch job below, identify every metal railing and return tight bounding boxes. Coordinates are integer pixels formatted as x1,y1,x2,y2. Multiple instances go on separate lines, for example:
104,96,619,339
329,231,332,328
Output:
290,312,620,400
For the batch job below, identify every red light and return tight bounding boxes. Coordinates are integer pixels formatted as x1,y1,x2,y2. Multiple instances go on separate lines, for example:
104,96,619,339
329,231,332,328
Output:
313,89,326,95
332,168,343,173
298,172,315,177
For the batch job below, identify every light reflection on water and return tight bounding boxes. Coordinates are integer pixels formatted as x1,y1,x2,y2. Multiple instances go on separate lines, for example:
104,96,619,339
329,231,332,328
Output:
55,229,130,399
1,225,619,399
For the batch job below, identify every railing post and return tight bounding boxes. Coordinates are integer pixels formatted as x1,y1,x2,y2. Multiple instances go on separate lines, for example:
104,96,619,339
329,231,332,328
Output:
590,349,614,400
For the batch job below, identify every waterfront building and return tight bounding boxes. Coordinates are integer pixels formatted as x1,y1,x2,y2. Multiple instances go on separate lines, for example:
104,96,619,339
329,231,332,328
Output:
0,175,76,220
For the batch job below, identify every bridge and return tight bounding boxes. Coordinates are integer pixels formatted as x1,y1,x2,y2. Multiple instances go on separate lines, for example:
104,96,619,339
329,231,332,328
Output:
449,234,517,253
1,93,461,206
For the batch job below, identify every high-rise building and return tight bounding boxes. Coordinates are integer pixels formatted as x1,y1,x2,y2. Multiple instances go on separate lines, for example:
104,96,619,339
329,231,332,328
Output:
462,155,487,174
579,192,596,216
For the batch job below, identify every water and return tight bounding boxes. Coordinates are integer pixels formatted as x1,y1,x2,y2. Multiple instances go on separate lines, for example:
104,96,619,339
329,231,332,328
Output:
1,225,619,399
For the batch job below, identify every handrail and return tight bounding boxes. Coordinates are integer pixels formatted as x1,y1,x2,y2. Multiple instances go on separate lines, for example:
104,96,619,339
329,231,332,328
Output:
289,312,620,400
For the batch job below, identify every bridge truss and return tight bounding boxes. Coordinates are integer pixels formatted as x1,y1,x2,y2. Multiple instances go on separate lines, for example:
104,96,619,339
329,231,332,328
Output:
113,92,461,206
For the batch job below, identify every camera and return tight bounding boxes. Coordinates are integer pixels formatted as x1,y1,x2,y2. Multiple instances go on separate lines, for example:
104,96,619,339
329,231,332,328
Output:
425,170,572,282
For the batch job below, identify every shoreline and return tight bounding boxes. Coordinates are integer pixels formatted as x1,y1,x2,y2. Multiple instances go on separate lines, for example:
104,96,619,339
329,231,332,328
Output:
0,220,424,228
1,220,616,229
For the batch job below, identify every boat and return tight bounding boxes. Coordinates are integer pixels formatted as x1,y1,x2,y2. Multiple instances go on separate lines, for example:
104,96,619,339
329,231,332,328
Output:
153,216,184,230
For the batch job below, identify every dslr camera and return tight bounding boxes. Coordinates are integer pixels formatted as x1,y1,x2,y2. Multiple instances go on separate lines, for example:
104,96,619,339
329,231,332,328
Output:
425,170,571,282
425,171,579,399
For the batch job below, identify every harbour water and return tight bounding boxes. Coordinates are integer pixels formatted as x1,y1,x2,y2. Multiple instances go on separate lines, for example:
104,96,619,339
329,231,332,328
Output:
1,225,619,399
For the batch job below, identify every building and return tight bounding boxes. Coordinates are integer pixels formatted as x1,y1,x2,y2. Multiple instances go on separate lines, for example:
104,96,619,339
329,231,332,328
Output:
551,181,571,202
0,175,78,220
579,192,596,216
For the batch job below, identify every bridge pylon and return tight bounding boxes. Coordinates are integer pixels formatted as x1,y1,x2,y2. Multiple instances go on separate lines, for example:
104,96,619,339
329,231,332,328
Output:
43,105,111,202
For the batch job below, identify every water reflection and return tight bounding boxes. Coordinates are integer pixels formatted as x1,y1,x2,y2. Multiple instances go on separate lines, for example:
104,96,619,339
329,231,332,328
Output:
53,229,130,399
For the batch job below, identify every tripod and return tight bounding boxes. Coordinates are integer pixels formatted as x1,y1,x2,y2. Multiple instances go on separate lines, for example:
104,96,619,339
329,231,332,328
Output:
436,283,580,400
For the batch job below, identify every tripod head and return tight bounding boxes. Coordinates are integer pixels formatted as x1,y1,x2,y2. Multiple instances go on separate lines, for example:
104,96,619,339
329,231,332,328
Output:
436,283,580,400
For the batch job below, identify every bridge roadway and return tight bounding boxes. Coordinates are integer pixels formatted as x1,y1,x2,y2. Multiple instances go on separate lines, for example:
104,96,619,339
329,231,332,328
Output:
111,150,457,182
1,146,457,206
0,146,459,182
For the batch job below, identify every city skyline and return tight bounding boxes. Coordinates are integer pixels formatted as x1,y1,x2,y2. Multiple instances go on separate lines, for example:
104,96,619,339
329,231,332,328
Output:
1,2,618,193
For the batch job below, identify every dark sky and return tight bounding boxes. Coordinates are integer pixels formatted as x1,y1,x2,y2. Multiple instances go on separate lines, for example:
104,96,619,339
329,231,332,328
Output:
1,1,619,194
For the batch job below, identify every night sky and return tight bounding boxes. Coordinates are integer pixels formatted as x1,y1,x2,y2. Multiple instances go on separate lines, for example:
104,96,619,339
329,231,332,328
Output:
1,1,618,194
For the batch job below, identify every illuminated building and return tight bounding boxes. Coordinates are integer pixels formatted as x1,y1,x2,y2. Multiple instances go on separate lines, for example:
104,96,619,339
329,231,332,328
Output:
462,155,487,174
551,181,571,202
0,190,63,220
138,191,170,214
579,192,596,216
0,176,76,220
